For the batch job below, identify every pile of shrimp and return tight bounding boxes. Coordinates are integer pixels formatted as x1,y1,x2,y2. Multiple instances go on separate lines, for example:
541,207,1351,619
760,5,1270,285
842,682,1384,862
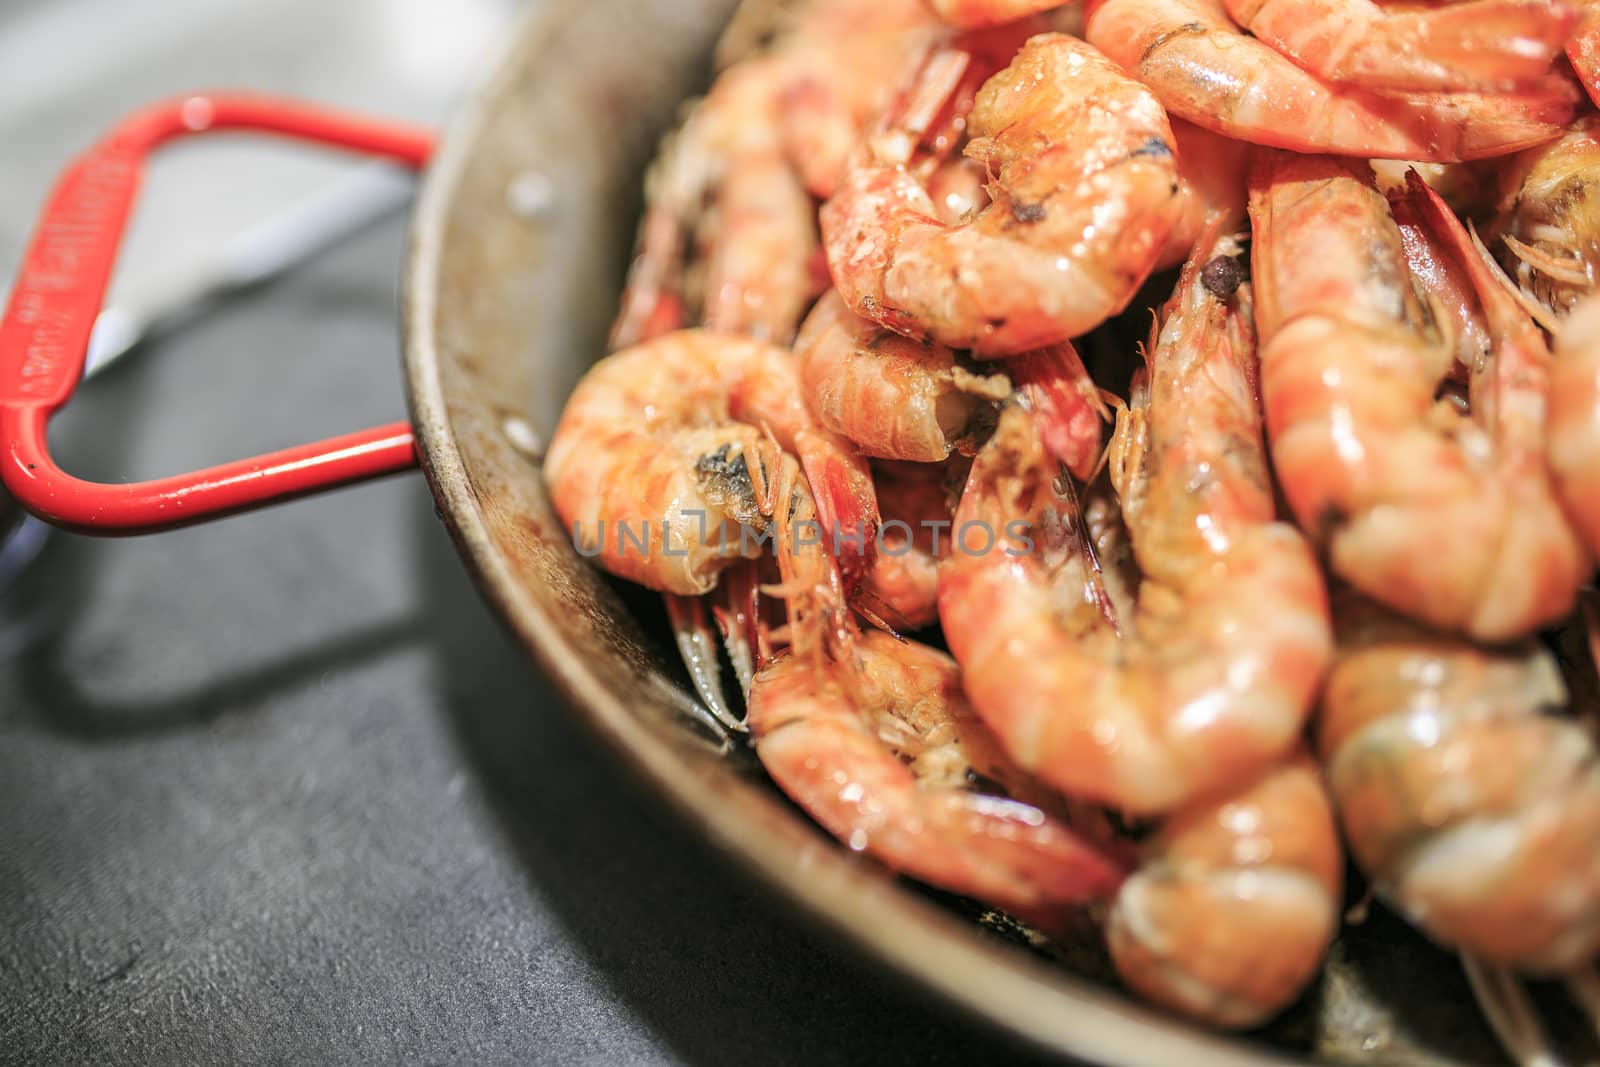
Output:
544,0,1600,1045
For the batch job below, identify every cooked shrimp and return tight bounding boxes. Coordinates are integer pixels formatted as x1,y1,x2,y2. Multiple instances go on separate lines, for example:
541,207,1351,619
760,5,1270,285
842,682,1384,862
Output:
796,290,1007,463
776,0,946,198
1249,156,1588,640
1108,752,1343,1028
1084,0,1576,161
949,427,1339,1027
698,142,819,342
613,0,945,349
611,57,817,350
1221,0,1575,94
1489,116,1600,328
748,460,1125,922
821,32,1187,356
1320,592,1600,972
939,233,1331,815
1548,294,1600,557
545,329,878,597
749,629,1129,921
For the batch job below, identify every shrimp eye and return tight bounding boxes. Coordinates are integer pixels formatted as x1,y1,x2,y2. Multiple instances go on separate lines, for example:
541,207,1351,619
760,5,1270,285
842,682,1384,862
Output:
696,444,758,516
1200,255,1243,300
1011,200,1048,224
1129,137,1172,159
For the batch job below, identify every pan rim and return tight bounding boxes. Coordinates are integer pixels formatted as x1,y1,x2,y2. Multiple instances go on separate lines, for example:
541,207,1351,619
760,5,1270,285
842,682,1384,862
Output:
398,4,1313,1064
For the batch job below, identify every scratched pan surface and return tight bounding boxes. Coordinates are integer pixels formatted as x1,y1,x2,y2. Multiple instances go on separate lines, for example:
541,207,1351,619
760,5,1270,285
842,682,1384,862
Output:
399,3,1592,1064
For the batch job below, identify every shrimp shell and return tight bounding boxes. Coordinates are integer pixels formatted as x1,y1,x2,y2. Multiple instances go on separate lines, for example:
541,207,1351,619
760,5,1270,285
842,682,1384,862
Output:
796,290,1004,463
749,629,1127,920
1249,154,1588,640
1108,752,1343,1028
1321,593,1600,972
545,330,877,597
939,235,1331,816
1085,0,1576,161
821,33,1186,356
1222,0,1575,94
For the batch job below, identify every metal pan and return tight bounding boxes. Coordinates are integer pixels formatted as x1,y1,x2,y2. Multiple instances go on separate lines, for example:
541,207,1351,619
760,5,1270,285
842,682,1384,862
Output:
0,2,1562,1064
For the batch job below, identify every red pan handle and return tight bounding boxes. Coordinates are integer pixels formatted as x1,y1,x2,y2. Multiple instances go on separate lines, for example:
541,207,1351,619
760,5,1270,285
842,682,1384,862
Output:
0,94,434,535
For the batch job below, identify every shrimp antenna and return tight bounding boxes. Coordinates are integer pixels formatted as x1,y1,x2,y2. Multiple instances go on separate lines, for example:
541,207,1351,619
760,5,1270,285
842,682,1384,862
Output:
1464,956,1600,1067
1055,465,1122,634
1567,967,1600,1044
1463,956,1564,1067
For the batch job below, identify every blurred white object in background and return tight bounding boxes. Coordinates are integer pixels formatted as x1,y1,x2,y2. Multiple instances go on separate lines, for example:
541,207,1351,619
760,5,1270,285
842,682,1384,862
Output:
0,0,520,367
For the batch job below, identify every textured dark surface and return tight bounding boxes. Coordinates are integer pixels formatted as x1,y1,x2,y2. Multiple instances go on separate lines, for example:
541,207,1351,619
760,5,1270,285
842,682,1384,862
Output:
0,219,1051,1066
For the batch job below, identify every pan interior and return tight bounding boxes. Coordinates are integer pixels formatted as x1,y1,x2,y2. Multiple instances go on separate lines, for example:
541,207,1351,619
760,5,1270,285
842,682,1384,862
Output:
400,2,1572,1064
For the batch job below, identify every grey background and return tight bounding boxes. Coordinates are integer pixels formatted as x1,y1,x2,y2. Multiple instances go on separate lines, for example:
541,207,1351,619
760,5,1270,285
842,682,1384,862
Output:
0,3,1052,1063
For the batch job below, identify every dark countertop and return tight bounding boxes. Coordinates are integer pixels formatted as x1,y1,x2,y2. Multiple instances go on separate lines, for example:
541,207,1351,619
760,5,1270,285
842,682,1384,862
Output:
0,217,1056,1065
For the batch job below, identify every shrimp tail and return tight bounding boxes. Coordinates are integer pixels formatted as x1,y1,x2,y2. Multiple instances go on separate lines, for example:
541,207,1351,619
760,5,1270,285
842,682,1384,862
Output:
664,592,747,734
709,557,766,698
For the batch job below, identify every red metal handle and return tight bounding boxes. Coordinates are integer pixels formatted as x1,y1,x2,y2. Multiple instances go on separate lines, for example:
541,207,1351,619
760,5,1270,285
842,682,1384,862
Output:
0,94,435,535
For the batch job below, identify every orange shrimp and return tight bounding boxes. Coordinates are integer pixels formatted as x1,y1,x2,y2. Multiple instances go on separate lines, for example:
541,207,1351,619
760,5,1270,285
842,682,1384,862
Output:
698,140,819,342
545,330,878,597
821,32,1187,356
1549,294,1600,557
1061,476,1344,1028
1320,592,1600,972
795,290,1007,463
775,0,947,198
750,440,1336,1029
939,232,1331,816
1108,751,1342,1028
1084,0,1576,161
747,461,1124,924
748,628,1128,922
612,0,943,349
1249,157,1588,640
611,57,817,350
796,290,1110,475
1221,0,1575,94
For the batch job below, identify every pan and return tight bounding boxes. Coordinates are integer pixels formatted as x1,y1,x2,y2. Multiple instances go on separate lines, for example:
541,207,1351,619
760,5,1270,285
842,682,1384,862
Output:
0,2,1571,1064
